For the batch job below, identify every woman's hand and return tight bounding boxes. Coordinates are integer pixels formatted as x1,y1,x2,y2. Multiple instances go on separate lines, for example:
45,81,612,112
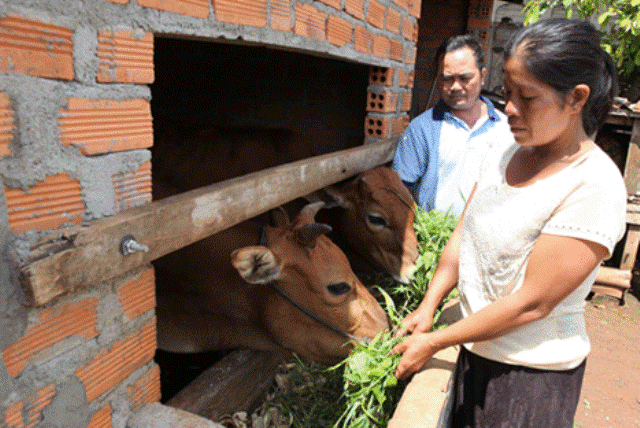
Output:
392,332,440,380
395,308,435,338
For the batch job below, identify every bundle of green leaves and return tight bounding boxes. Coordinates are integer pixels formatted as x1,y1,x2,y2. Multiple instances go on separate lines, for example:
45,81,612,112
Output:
253,207,458,428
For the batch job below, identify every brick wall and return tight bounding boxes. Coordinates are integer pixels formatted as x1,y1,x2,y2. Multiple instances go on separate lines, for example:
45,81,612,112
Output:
410,0,494,117
0,1,422,426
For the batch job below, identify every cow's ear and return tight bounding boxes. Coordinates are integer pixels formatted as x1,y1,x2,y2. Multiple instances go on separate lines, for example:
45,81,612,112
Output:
269,206,290,227
231,246,282,284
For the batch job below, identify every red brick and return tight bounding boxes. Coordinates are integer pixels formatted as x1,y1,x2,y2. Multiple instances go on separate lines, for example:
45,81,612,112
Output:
5,384,57,428
367,0,385,29
397,68,413,88
354,25,372,54
271,0,291,31
344,0,365,20
394,0,408,10
326,14,352,47
1,299,98,377
294,3,326,41
389,38,403,61
137,0,209,18
76,319,156,403
127,364,161,410
365,115,391,139
408,0,421,18
0,93,15,158
385,7,401,34
113,162,152,212
4,385,57,427
213,0,267,27
118,268,156,319
87,405,113,428
318,0,341,9
97,30,154,84
4,173,84,234
467,16,492,30
402,17,418,42
367,91,397,113
401,92,412,111
372,34,389,59
404,44,416,65
369,66,393,86
0,15,73,80
58,98,153,155
392,114,410,136
4,402,23,428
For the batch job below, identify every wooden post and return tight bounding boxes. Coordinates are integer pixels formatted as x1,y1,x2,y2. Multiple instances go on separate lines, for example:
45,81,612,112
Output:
17,140,397,306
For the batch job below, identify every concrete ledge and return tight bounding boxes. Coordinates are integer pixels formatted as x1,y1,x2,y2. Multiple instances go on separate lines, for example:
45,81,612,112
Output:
387,299,462,428
127,402,225,428
387,346,458,428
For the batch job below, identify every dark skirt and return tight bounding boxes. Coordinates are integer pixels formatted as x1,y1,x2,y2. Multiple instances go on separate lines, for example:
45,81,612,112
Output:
449,346,586,428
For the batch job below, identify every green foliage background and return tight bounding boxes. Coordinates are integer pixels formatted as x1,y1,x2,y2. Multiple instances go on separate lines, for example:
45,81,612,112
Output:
522,0,640,100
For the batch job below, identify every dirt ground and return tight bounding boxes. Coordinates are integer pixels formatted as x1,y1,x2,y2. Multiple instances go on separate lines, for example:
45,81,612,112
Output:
574,289,640,428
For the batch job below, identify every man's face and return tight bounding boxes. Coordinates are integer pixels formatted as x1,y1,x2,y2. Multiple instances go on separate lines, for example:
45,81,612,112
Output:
439,47,486,111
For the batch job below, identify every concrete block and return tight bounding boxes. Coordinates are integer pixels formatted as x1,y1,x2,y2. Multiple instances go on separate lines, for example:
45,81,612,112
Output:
127,403,226,428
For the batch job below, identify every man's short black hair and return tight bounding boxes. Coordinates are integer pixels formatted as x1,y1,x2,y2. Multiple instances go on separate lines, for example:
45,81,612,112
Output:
436,34,485,70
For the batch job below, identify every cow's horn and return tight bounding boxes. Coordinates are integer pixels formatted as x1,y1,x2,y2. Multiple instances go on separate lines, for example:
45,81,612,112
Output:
295,223,332,248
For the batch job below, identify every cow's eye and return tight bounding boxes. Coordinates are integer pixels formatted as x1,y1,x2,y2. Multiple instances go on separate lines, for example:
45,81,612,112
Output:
327,282,351,296
367,213,387,228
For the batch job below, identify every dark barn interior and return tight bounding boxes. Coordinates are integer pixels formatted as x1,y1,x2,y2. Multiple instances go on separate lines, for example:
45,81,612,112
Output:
149,37,371,402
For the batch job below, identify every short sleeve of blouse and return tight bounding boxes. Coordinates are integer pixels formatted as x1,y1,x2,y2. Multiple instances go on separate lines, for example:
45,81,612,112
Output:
542,154,627,257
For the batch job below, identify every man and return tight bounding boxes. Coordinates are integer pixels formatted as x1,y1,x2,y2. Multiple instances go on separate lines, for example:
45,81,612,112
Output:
392,35,513,216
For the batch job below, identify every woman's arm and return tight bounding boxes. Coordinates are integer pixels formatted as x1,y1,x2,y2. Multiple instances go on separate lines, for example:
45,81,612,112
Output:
396,186,477,337
393,233,609,379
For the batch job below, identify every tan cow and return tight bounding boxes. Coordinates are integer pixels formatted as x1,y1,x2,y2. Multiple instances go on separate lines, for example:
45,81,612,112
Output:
316,166,419,284
152,125,419,284
155,202,389,363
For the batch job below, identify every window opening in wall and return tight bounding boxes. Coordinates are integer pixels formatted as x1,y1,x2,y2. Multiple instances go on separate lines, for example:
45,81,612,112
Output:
149,36,369,403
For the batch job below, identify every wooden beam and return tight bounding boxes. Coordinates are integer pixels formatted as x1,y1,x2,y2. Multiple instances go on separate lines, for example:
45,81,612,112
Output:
167,349,290,422
18,140,397,306
624,119,640,198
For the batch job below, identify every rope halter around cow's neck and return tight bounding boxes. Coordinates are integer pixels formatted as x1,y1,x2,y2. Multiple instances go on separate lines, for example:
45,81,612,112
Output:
258,222,360,343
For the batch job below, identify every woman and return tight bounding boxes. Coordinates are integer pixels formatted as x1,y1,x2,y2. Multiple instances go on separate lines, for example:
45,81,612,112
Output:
392,18,626,427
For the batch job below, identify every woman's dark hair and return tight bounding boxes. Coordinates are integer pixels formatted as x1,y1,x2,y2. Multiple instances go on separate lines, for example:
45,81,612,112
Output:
504,18,618,136
436,34,485,71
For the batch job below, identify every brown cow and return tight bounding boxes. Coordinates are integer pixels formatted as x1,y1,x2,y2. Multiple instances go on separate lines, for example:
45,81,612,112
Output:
152,125,419,283
315,166,419,284
154,202,389,363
